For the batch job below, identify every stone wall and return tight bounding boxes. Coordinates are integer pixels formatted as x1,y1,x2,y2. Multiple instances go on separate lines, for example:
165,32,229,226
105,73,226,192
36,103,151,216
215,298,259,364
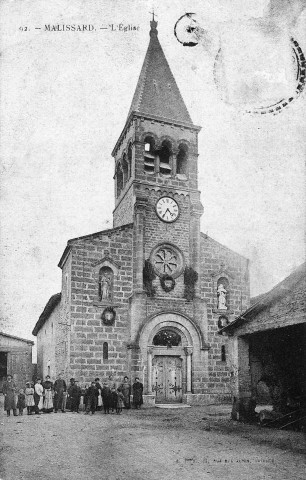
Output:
113,184,134,228
36,298,71,380
68,224,133,384
201,234,250,396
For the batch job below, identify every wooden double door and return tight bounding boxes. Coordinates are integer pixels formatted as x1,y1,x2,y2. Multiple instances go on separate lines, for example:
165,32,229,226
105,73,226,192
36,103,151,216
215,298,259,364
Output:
152,356,183,403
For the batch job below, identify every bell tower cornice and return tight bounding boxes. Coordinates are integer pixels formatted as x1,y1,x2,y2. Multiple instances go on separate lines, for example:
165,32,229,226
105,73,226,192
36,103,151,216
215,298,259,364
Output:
112,111,201,158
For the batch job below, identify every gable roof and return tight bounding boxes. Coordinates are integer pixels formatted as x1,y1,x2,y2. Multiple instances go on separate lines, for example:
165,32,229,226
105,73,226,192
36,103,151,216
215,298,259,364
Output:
128,19,193,126
58,222,133,269
219,262,306,335
32,293,61,336
0,331,34,345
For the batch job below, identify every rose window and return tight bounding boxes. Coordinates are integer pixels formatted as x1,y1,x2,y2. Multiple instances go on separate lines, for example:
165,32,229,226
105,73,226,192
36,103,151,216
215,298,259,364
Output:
150,244,184,278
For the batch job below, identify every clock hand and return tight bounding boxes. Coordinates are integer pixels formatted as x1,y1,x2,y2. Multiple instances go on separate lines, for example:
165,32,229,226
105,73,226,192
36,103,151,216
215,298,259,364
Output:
162,208,171,218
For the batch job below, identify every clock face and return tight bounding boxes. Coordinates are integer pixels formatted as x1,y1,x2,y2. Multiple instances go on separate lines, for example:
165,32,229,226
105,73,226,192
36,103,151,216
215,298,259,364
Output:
156,197,179,223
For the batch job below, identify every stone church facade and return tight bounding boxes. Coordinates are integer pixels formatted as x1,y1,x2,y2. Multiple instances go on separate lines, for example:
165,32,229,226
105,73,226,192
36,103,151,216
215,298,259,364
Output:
33,20,250,405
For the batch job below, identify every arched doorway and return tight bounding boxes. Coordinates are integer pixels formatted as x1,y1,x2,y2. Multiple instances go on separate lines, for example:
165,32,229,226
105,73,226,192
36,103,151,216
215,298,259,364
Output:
152,328,183,403
138,313,202,403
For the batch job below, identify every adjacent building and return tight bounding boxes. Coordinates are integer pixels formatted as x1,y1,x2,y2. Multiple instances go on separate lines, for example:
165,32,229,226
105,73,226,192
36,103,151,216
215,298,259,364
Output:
0,332,34,391
220,262,306,414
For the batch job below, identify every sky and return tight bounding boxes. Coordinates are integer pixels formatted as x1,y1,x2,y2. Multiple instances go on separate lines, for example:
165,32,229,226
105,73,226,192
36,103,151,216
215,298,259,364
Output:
1,0,305,341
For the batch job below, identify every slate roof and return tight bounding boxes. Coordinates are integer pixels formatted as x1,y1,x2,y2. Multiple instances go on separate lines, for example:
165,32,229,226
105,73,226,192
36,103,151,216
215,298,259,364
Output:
127,19,193,125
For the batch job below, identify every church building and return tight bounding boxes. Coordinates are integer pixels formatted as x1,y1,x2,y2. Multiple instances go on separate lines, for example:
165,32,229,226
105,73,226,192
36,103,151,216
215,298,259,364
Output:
33,20,250,405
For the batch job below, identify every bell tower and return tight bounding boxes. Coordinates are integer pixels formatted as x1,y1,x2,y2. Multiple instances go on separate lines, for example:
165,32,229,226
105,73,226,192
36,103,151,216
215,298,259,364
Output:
112,19,203,302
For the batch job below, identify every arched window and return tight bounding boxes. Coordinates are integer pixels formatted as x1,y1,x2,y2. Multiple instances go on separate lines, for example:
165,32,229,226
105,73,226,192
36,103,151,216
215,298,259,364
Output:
217,277,230,310
122,154,128,186
99,266,113,301
103,342,108,360
221,345,226,362
153,329,181,347
116,163,123,197
65,273,69,296
159,141,172,176
127,143,132,179
177,144,188,176
144,136,155,174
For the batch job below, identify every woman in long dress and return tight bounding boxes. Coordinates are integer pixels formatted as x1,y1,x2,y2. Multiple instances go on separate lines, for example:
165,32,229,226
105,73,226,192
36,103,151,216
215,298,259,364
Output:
2,375,17,416
132,377,143,410
25,382,35,415
34,378,44,414
42,375,54,413
118,376,131,409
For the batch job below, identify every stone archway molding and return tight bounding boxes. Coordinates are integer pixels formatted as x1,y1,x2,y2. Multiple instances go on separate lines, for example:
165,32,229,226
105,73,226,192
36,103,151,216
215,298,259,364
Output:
136,311,205,351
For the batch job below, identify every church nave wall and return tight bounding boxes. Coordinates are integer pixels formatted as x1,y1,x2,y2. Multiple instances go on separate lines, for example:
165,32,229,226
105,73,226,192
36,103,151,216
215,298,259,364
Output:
67,225,133,383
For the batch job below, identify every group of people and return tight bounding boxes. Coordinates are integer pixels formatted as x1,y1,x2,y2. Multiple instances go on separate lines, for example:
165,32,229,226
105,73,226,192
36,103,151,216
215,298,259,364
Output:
2,374,144,417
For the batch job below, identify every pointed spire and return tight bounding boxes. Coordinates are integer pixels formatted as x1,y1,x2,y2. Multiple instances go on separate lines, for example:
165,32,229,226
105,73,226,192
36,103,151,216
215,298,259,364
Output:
150,17,158,36
127,19,193,125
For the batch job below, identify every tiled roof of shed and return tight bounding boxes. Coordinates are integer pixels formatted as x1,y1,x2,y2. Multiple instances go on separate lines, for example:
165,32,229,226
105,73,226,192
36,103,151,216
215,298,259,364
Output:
0,331,34,345
219,262,306,335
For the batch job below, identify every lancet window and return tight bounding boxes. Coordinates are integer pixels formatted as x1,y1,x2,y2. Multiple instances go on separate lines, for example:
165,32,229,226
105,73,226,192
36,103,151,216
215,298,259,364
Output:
122,153,128,186
177,144,188,176
116,163,123,197
127,143,132,180
103,342,109,360
144,136,155,174
159,141,172,176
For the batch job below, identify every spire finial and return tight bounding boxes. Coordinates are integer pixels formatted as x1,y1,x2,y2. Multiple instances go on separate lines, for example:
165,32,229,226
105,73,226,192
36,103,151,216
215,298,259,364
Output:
149,9,158,35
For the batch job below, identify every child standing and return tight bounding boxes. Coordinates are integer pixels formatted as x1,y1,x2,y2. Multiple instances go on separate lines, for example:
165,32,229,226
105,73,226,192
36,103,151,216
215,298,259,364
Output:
34,378,44,415
25,382,35,415
17,389,26,415
116,390,124,415
101,382,111,414
110,386,118,413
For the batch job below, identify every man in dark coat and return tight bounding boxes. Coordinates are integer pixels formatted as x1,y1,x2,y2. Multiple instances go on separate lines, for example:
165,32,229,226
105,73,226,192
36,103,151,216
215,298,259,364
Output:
67,378,79,413
3,375,17,416
53,373,67,413
132,377,143,409
101,382,111,414
85,381,99,414
74,380,82,413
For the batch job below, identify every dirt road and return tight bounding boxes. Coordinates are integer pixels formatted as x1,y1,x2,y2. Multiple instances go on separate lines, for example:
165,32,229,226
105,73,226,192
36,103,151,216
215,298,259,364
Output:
1,404,305,480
